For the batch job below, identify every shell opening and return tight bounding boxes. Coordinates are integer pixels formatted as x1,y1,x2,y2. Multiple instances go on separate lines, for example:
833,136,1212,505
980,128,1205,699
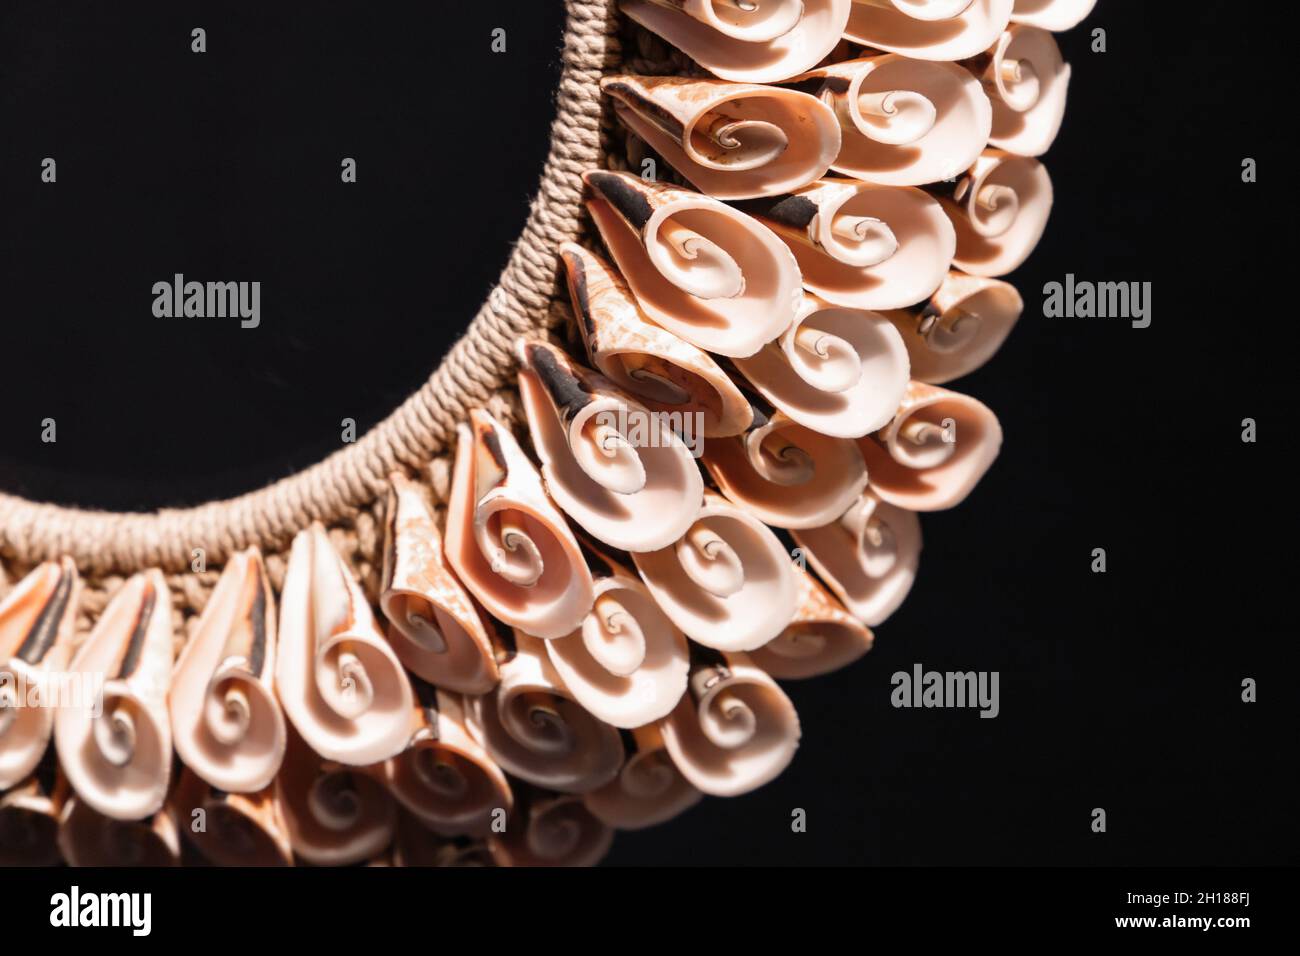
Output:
749,428,817,486
691,110,790,171
582,593,648,677
480,509,545,588
700,688,758,750
94,698,138,768
204,673,253,747
621,750,676,800
414,748,470,800
397,596,449,654
966,181,1020,238
527,804,583,860
677,521,745,598
994,55,1040,113
789,322,863,393
309,772,363,831
822,212,899,268
627,365,693,406
651,217,745,300
768,626,829,659
320,646,376,721
920,307,982,354
574,411,648,495
851,89,938,146
506,692,577,756
894,415,958,469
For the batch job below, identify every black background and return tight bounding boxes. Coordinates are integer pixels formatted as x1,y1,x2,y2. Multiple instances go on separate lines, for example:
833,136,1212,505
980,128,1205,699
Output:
1,1,1295,866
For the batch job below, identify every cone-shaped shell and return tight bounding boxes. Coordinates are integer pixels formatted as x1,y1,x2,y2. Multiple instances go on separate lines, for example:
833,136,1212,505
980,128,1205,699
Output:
933,150,1053,276
845,0,1015,61
276,523,414,766
791,491,922,626
744,179,956,310
621,0,853,83
749,564,874,678
0,558,80,790
466,629,624,794
562,243,752,438
786,56,992,186
381,681,512,838
968,25,1070,157
445,409,596,639
584,723,702,829
544,543,690,728
703,405,869,529
733,293,910,440
55,571,173,821
489,790,614,867
633,491,799,652
1010,0,1095,31
172,769,293,866
0,768,66,866
858,380,1002,510
659,646,800,797
381,473,500,694
881,271,1022,383
170,548,286,794
276,727,397,866
603,74,840,199
57,796,181,866
516,339,705,553
584,170,802,357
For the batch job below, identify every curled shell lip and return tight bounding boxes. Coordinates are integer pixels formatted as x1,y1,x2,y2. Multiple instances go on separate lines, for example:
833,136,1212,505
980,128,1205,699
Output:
170,549,287,794
583,171,801,359
445,410,595,640
942,151,1053,277
559,242,753,438
985,25,1070,157
633,494,799,652
749,565,874,679
658,651,801,797
275,524,415,766
682,0,806,43
621,0,853,84
792,492,923,627
380,473,500,696
55,571,173,822
844,0,1015,62
490,794,614,867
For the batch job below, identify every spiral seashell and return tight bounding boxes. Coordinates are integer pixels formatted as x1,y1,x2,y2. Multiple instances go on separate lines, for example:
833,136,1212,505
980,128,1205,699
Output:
621,0,853,83
54,571,173,821
703,403,869,529
57,795,181,866
444,408,596,639
584,170,802,357
584,724,703,829
488,790,614,867
172,768,293,866
784,56,992,186
381,680,513,838
1009,0,1095,32
276,523,415,766
562,242,752,438
465,629,625,794
169,548,286,793
732,292,910,439
745,178,956,311
845,0,1015,62
516,339,705,553
602,74,840,199
930,149,1053,276
0,767,66,866
881,271,1022,383
0,558,79,790
858,380,1002,510
276,727,397,866
381,473,500,695
749,563,874,678
633,491,798,652
659,646,801,797
966,24,1070,157
792,491,922,625
544,541,690,728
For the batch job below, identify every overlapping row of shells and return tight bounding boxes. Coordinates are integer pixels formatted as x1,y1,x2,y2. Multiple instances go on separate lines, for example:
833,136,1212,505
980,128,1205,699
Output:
0,0,1091,866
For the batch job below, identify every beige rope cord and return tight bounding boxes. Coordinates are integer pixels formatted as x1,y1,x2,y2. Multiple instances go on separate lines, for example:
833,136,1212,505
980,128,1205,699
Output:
0,0,623,579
